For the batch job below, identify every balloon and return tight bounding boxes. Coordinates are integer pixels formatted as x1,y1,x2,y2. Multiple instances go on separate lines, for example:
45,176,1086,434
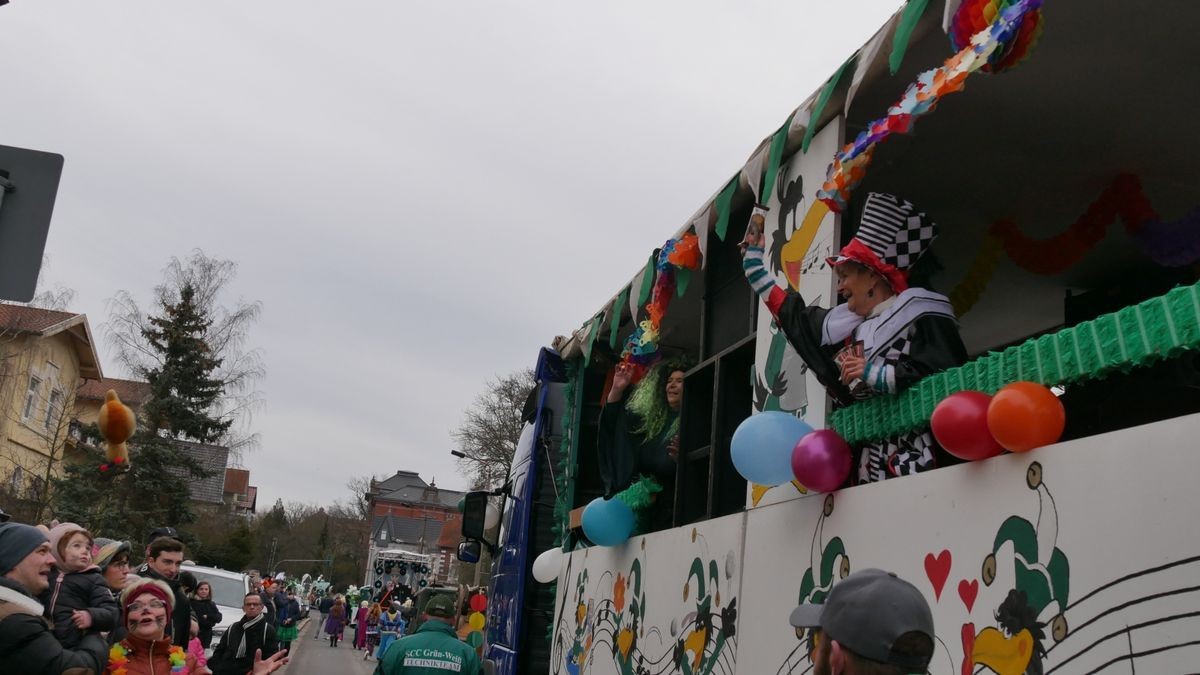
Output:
531,547,563,584
468,611,486,631
469,594,488,612
484,504,501,530
931,391,1004,460
790,430,852,493
731,411,815,486
581,497,635,547
987,381,1065,452
466,631,484,648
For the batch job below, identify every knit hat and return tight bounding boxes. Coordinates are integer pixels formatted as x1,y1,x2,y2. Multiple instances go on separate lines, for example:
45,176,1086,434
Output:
92,538,132,571
827,192,938,294
120,576,175,622
46,522,92,568
0,521,49,575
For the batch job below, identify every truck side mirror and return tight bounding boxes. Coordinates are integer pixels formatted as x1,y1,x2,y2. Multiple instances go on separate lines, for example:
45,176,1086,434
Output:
461,491,490,540
457,540,481,564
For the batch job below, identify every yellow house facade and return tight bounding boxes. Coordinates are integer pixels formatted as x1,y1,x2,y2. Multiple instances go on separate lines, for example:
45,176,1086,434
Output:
0,304,101,519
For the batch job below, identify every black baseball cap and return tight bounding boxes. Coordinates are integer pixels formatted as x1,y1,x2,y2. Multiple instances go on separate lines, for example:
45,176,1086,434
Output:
789,568,934,671
148,526,178,541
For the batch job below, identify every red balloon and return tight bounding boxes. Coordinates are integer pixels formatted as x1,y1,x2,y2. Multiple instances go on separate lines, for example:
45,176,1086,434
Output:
791,430,852,493
469,593,487,612
930,391,1004,461
987,381,1065,452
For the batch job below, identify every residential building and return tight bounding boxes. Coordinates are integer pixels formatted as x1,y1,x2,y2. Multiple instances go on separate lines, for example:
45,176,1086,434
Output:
366,471,464,585
0,304,101,520
224,467,258,515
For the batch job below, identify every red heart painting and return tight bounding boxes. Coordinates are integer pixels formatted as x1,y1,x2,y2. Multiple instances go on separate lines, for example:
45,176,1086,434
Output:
924,550,952,600
958,578,979,613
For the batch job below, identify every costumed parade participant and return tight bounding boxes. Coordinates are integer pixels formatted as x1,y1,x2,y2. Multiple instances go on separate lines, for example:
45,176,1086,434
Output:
597,357,689,531
742,192,967,482
106,576,204,674
374,602,406,660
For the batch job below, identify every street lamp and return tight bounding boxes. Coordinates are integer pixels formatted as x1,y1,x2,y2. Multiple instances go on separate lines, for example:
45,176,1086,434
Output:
451,450,483,461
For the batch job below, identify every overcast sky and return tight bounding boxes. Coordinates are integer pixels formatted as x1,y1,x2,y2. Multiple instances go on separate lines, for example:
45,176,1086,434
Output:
0,0,901,510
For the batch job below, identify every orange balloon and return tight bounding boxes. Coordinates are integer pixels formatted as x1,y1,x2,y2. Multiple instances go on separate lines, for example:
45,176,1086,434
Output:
986,381,1065,452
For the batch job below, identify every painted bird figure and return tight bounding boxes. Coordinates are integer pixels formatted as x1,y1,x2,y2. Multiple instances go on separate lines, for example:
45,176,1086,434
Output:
97,389,136,473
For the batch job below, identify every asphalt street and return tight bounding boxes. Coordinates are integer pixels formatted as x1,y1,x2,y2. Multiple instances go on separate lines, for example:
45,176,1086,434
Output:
279,616,377,675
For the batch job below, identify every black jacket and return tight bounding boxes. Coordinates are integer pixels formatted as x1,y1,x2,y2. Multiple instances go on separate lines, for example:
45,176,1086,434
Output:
318,597,333,614
0,576,107,675
191,596,223,647
39,568,118,649
208,615,278,675
136,564,191,647
597,392,678,496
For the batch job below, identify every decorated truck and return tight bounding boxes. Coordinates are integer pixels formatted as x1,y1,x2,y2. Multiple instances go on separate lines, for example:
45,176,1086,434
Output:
459,1,1200,673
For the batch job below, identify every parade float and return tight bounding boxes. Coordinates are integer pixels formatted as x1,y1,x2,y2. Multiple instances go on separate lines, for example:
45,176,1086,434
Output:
459,1,1200,673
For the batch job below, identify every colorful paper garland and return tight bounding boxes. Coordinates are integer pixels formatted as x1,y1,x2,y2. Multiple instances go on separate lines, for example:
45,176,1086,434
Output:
817,0,1045,213
620,232,703,370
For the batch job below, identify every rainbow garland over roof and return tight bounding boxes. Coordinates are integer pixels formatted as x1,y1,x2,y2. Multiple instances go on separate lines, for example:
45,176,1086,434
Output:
817,0,1045,213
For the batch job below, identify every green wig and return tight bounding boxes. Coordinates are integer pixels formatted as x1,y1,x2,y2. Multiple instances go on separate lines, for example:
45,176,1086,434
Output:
627,356,692,442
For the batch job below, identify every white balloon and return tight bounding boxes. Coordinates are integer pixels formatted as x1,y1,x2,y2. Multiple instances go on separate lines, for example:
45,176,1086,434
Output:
484,503,501,530
531,547,563,584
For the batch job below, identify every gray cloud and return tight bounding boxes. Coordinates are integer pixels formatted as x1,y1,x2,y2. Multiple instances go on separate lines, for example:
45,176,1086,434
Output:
1,0,901,507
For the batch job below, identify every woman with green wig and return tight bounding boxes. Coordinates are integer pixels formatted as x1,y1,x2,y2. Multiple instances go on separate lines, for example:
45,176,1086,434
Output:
597,357,689,532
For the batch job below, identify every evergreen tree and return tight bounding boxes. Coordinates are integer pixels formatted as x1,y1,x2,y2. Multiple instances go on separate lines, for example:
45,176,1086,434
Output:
141,283,232,443
52,435,207,545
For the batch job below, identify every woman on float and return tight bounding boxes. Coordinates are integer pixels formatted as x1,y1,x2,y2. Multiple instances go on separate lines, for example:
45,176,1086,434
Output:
742,192,967,482
598,356,690,530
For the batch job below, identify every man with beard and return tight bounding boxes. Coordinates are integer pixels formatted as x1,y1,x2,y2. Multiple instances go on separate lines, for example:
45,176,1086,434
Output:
209,591,280,675
0,520,108,673
790,569,934,675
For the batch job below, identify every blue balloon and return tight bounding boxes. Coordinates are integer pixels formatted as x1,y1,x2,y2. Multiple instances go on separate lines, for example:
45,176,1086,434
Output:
581,497,635,546
731,411,814,485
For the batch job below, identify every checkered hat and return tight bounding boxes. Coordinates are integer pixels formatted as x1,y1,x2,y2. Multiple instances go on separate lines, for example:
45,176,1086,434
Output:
827,192,938,292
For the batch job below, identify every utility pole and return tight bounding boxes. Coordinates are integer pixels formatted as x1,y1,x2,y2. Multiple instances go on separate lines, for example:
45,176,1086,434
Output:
266,537,278,575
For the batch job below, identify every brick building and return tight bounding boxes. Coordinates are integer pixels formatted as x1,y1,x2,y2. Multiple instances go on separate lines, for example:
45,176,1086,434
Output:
366,470,463,585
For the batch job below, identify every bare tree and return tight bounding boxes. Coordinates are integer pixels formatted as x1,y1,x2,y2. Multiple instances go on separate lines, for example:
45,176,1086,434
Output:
452,369,536,490
105,250,264,458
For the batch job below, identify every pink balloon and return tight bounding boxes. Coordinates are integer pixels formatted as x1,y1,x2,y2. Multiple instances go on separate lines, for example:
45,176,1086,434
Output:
791,430,853,493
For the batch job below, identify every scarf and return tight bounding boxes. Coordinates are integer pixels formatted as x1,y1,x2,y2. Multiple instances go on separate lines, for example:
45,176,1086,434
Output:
820,287,956,361
235,613,267,659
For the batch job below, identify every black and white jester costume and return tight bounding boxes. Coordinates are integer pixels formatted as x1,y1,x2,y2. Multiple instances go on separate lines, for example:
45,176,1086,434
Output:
743,192,968,483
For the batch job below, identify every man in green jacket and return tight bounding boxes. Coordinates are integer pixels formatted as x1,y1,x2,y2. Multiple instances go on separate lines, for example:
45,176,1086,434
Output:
375,594,482,675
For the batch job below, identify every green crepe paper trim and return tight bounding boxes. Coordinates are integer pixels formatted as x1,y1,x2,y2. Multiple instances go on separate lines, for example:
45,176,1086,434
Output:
760,114,793,204
830,281,1200,445
637,253,657,307
613,475,663,511
583,313,602,367
803,56,854,154
610,286,629,350
889,0,930,75
676,267,691,298
713,175,739,241
552,360,579,548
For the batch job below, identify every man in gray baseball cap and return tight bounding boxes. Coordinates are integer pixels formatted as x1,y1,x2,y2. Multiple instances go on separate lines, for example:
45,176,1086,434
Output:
790,568,935,675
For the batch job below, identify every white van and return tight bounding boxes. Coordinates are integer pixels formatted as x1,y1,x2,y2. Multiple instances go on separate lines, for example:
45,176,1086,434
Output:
182,564,250,652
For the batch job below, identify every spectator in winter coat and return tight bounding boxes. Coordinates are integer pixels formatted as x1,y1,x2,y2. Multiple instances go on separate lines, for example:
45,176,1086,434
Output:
191,580,224,649
208,592,281,675
38,523,119,649
136,536,194,647
0,520,107,674
94,537,132,644
106,576,204,675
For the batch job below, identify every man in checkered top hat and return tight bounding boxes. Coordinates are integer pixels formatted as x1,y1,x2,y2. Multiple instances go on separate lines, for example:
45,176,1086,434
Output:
742,192,968,483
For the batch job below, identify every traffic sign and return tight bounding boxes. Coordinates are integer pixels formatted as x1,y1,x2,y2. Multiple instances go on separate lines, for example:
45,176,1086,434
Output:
0,145,64,302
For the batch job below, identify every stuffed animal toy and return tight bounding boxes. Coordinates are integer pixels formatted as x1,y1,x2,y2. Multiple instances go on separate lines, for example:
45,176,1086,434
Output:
98,389,136,473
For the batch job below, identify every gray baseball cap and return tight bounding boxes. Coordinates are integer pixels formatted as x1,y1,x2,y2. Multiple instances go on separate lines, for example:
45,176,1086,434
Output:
790,568,934,671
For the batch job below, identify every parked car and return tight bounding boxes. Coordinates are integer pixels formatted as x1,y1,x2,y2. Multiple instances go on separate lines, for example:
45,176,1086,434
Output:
182,564,250,654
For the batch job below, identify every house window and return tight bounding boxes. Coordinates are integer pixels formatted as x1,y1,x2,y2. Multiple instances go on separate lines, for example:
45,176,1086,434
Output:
380,527,388,543
45,389,64,431
22,377,41,420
